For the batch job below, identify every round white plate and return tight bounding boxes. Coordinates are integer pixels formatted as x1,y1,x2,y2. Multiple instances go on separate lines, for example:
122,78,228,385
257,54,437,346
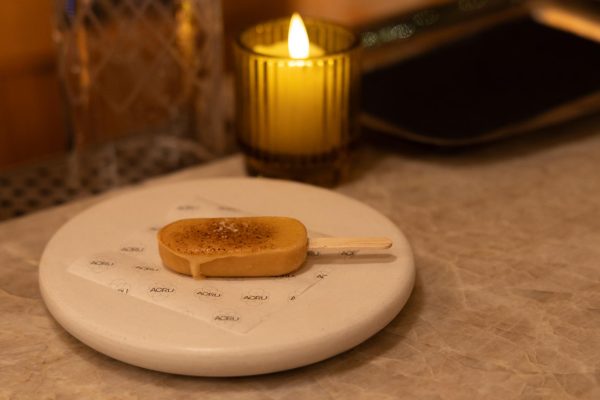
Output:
39,178,414,376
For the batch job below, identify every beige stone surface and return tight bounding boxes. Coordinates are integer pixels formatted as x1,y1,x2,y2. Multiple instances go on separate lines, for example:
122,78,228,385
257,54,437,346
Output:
2,117,600,399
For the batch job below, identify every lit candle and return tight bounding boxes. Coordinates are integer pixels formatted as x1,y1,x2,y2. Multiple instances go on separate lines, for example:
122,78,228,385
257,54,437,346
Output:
250,13,338,155
234,13,360,184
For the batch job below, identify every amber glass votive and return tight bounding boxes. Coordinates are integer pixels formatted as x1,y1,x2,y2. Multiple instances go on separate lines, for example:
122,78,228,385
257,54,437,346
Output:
234,16,361,186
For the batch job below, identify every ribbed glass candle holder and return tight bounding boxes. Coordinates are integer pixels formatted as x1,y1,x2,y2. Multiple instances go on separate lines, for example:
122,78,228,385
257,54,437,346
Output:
234,17,360,186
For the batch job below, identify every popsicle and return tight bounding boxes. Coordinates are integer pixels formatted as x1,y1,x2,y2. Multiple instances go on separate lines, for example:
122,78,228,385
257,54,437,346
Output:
157,217,392,278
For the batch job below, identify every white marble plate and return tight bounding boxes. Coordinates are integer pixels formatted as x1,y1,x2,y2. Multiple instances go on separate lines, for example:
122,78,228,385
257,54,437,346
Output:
39,177,414,376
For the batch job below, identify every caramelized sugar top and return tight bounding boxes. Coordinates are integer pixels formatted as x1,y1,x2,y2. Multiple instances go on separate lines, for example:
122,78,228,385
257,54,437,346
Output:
160,217,304,256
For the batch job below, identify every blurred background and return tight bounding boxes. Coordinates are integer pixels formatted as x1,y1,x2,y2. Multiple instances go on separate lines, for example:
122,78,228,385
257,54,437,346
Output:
0,0,520,168
0,0,599,219
0,0,421,169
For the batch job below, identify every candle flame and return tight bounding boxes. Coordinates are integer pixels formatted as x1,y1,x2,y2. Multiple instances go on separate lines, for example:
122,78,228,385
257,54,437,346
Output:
288,13,309,59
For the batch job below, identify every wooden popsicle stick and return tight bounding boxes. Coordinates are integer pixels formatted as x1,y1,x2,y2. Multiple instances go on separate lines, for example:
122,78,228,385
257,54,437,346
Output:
308,237,392,251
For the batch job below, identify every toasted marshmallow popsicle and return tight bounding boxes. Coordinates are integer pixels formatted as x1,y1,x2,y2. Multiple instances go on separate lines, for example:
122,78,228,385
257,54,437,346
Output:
158,217,392,278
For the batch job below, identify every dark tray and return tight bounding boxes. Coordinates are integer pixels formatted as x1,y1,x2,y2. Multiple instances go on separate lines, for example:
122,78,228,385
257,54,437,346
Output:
361,5,600,146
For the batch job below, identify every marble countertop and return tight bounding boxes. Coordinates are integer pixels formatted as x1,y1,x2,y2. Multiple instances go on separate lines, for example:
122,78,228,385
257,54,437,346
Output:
2,117,600,399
